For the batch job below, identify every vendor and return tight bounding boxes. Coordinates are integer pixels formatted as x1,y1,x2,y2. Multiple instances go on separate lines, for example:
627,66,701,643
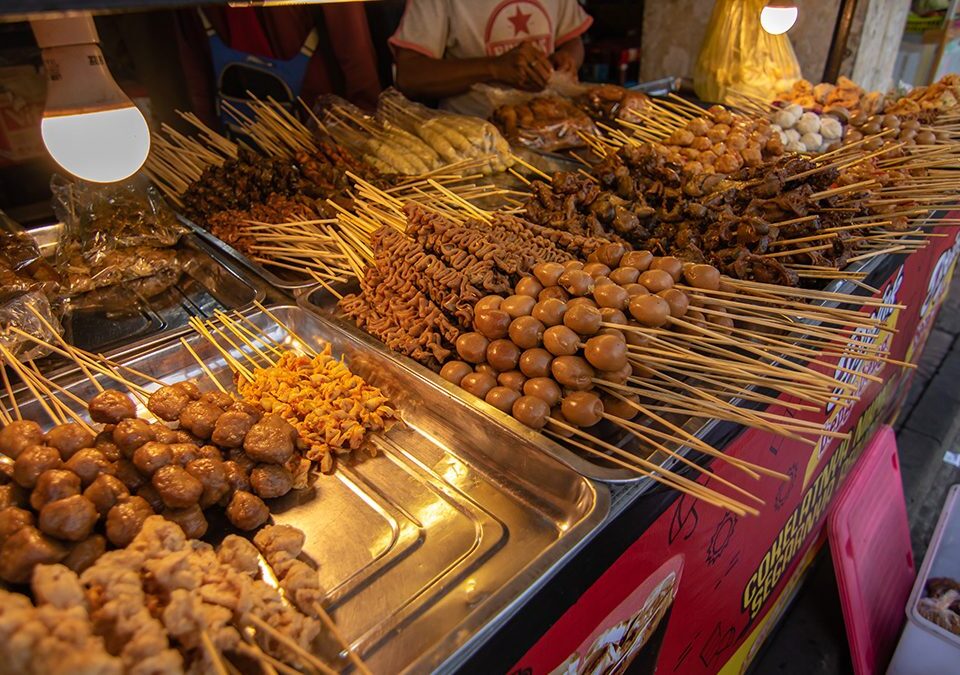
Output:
390,0,592,115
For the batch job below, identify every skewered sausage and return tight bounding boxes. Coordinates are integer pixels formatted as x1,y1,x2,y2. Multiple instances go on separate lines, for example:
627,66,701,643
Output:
30,470,81,511
13,445,63,489
44,424,95,461
0,525,68,583
105,496,155,547
38,495,99,541
64,448,113,487
226,491,269,531
88,389,137,424
83,474,130,517
0,420,44,459
152,465,203,509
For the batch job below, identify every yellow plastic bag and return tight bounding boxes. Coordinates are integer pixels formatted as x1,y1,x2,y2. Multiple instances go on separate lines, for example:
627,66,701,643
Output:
694,0,802,104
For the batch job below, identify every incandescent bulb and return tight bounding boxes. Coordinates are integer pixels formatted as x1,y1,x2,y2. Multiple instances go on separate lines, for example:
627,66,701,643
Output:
41,106,150,183
760,3,798,35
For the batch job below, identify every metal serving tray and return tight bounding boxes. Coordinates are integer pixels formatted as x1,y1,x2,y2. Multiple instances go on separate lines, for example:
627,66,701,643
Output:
9,304,607,674
30,223,264,357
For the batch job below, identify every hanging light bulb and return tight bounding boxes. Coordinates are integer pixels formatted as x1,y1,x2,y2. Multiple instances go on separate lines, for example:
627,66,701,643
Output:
760,1,799,35
31,14,150,183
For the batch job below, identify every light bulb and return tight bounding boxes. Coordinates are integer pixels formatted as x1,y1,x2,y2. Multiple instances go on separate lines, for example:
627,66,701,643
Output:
760,2,799,35
31,14,151,183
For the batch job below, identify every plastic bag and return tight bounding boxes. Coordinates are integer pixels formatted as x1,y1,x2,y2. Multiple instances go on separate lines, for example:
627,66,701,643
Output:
377,88,514,175
693,0,802,105
0,290,61,360
0,211,61,300
488,92,598,152
576,84,654,124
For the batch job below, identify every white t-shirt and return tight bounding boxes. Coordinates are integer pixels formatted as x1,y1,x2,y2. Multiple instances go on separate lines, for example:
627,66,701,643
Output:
390,0,592,115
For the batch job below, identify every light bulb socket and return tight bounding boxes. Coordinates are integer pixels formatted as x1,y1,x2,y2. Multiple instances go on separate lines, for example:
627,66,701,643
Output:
30,14,99,49
40,43,133,117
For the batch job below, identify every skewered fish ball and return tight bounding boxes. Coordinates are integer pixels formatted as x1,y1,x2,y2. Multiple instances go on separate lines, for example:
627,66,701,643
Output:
582,262,611,279
548,408,575,437
593,284,629,310
486,339,521,372
567,297,597,309
558,269,595,296
624,322,651,347
650,256,683,281
609,266,640,285
485,386,521,413
594,277,614,288
595,242,627,267
498,370,527,392
476,363,498,378
519,348,554,378
551,356,595,391
515,276,544,298
629,294,671,328
533,261,565,287
475,295,503,312
658,288,690,318
599,362,633,385
474,308,511,340
440,361,474,386
683,263,721,290
638,269,674,293
623,283,649,297
461,372,497,399
500,294,536,318
561,392,604,427
538,286,571,302
509,316,545,349
523,378,562,407
602,392,640,420
584,334,628,372
563,304,602,335
543,325,580,357
511,395,550,429
620,251,653,271
563,260,584,271
600,307,628,326
456,332,490,364
532,298,568,326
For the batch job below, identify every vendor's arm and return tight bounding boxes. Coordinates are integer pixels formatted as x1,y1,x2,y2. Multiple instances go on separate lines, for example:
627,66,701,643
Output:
394,42,552,100
551,36,585,75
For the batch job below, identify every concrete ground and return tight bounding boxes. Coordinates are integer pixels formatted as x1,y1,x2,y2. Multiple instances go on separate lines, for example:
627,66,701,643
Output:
750,271,960,674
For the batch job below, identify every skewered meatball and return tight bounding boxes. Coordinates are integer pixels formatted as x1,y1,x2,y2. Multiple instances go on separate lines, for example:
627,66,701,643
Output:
150,423,179,444
13,445,63,489
0,420,44,459
243,415,295,465
114,459,145,491
0,506,34,546
105,496,154,547
201,391,235,410
132,442,173,476
179,401,223,440
162,504,208,539
170,443,201,467
211,411,255,449
174,430,203,446
250,465,294,499
64,448,113,487
229,400,262,422
185,458,229,508
196,445,223,461
38,495,99,541
84,474,130,517
63,534,106,573
147,384,192,421
137,484,165,512
30,470,81,511
222,461,252,496
226,491,270,531
44,424,95,461
88,389,137,424
0,483,26,510
112,418,156,456
152,465,203,509
0,525,68,583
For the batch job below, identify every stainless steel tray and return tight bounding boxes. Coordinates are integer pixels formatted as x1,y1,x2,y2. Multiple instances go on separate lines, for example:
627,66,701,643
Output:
8,304,607,674
297,284,728,485
178,215,318,292
29,223,264,357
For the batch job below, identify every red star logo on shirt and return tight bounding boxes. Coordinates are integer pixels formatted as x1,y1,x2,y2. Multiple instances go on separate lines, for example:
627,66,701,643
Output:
508,6,532,36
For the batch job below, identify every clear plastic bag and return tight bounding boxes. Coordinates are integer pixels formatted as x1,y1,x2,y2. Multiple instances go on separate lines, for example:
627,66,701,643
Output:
0,210,61,300
575,84,654,124
0,290,62,360
486,89,598,152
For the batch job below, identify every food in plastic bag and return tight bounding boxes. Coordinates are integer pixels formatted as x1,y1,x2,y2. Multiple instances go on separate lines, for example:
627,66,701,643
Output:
490,95,597,152
0,212,61,300
576,84,654,124
60,245,181,297
0,290,62,360
378,88,514,175
918,577,960,636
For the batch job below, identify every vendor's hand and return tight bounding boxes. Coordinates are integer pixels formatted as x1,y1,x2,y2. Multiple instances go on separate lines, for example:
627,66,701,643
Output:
550,50,578,75
491,41,552,92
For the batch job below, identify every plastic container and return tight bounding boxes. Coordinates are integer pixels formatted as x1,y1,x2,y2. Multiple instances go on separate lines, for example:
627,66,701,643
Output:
887,484,960,674
828,425,915,675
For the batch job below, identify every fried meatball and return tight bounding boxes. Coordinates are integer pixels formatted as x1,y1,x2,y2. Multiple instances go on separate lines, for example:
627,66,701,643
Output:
136,484,165,513
222,461,251,497
170,443,201,467
114,459,145,492
83,474,130,517
150,423,179,444
174,430,203,446
38,495,98,541
201,391,235,410
44,424,95,461
162,504,208,539
13,445,63,489
151,465,203,509
30,470,81,511
0,420,44,459
226,491,269,531
0,525,68,583
112,418,156,456
147,385,191,422
229,400,262,421
243,415,295,465
105,496,154,548
178,401,222,440
211,411,255,449
196,445,223,461
88,389,137,424
250,465,294,499
185,458,229,508
0,484,27,510
62,534,106,574
64,448,113,487
0,506,34,547
132,442,173,476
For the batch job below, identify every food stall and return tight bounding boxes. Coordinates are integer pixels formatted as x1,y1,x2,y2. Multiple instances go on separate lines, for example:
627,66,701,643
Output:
1,1,959,673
